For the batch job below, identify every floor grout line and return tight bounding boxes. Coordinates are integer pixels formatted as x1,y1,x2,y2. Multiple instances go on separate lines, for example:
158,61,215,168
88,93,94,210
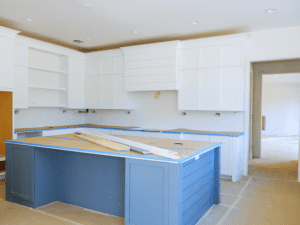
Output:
36,201,59,210
250,175,299,182
30,208,83,225
219,203,240,209
216,177,252,225
220,193,245,198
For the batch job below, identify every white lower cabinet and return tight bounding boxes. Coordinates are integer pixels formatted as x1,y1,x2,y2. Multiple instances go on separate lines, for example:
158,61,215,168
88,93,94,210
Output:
181,134,210,142
209,135,243,182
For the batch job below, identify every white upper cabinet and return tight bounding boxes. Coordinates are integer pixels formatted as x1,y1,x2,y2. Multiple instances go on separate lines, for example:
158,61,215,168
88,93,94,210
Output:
15,44,28,67
219,44,242,67
178,34,247,111
68,74,85,109
198,68,219,110
178,69,198,110
85,50,131,109
179,48,197,70
121,41,180,91
14,66,28,109
68,57,85,76
219,67,245,111
198,46,219,68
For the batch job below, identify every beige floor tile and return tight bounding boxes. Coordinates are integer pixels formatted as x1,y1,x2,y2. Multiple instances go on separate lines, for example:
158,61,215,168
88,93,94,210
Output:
241,177,300,201
38,202,124,225
220,179,247,196
0,179,5,200
220,194,239,206
0,200,74,225
238,175,251,183
197,204,229,225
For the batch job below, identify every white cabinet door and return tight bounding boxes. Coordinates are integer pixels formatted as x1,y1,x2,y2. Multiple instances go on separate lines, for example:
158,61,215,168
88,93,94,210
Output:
113,56,125,74
14,66,28,109
98,75,114,109
210,136,232,176
113,74,129,109
0,36,15,90
68,57,85,75
99,57,113,75
178,69,198,110
179,49,198,70
85,58,100,76
198,68,219,110
68,75,85,109
219,67,244,111
85,76,101,108
219,44,242,67
198,46,219,68
15,44,28,67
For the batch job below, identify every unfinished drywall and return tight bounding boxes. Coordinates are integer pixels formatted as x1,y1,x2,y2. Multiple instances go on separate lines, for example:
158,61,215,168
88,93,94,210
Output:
14,108,85,129
85,91,244,132
262,81,300,137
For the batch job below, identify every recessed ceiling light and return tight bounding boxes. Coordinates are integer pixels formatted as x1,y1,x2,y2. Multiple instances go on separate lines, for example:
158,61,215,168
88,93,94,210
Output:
132,30,139,34
86,39,91,41
26,18,34,22
84,3,91,7
191,21,200,25
73,40,84,43
265,9,276,13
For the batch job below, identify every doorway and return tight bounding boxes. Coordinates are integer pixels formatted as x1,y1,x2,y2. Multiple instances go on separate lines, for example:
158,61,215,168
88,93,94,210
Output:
250,59,300,181
0,91,13,173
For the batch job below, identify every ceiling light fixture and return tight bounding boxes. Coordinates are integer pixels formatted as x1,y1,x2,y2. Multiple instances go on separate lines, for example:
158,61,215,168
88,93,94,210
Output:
73,40,84,43
26,18,34,22
84,3,91,7
132,30,139,34
191,21,200,25
265,9,276,13
86,39,91,41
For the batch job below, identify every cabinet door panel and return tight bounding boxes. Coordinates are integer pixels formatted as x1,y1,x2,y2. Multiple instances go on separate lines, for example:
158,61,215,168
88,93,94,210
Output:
198,46,219,68
68,57,84,75
113,74,127,109
219,44,241,67
210,136,231,176
68,75,85,109
98,75,114,108
15,44,28,66
198,68,219,110
100,57,113,75
85,76,101,108
179,49,198,70
219,67,244,111
9,145,34,202
178,69,198,110
113,56,125,74
14,66,28,108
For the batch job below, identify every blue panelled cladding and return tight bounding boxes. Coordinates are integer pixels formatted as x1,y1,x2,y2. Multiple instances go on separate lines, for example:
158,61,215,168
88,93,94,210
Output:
6,141,220,225
181,150,215,225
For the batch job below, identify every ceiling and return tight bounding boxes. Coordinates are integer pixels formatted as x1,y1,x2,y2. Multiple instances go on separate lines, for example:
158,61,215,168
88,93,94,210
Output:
263,73,300,84
1,0,300,52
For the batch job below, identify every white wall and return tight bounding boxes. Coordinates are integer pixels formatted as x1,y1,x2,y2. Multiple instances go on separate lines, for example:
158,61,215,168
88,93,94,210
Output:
86,91,244,131
262,82,300,136
14,108,85,129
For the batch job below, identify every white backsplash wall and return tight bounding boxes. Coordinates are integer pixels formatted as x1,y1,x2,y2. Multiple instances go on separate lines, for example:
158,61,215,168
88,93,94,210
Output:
14,108,85,129
86,91,245,132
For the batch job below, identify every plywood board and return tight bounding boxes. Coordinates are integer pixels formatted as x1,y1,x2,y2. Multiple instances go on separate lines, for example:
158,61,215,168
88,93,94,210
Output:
15,124,139,132
9,134,215,160
75,133,130,152
164,128,243,136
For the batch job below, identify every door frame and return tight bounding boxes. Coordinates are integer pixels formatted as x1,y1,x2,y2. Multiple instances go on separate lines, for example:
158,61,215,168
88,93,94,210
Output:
248,59,300,182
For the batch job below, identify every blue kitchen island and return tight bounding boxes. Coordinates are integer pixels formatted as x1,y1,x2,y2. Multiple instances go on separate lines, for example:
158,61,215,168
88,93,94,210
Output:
5,133,221,225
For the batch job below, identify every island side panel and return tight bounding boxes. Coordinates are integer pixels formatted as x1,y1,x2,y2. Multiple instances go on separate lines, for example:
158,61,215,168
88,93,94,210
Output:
5,144,35,207
181,149,215,225
125,158,179,225
58,151,125,218
213,146,221,204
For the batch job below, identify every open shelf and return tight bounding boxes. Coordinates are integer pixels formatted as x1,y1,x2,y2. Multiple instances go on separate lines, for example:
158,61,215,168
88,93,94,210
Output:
28,65,67,74
28,84,67,91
